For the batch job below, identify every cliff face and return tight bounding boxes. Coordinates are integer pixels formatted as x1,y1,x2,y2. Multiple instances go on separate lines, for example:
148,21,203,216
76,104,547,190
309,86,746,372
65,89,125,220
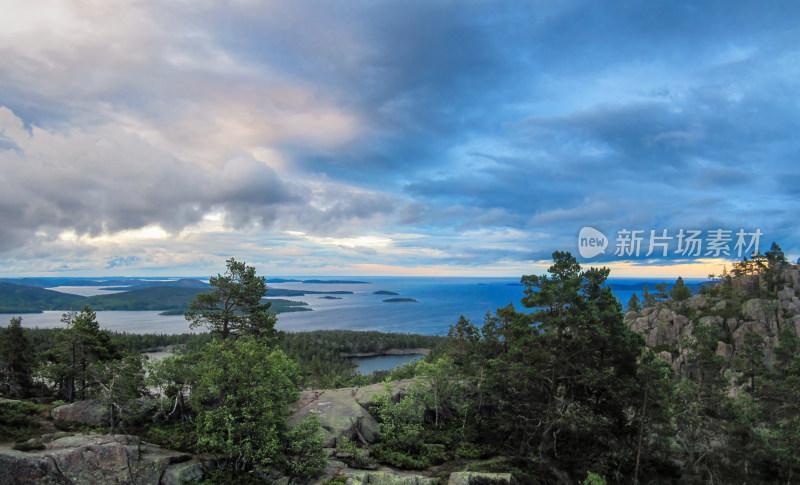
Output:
625,265,800,381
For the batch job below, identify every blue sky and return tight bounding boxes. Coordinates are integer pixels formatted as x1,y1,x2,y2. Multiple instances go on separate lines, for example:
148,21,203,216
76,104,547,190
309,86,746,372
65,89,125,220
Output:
0,0,798,277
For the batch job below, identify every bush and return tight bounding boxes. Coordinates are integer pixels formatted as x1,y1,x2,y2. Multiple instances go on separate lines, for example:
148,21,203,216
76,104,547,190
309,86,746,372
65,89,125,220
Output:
281,416,327,478
0,400,45,441
12,439,45,451
335,437,375,469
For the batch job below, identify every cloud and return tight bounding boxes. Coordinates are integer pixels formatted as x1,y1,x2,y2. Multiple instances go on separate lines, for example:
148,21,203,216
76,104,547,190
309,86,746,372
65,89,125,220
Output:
2,1,800,275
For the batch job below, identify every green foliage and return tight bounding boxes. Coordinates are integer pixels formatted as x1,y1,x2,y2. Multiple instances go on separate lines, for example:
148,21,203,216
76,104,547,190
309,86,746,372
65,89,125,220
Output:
335,437,375,469
141,421,198,453
89,353,147,433
653,282,669,302
37,307,125,402
191,469,265,485
373,381,430,469
281,415,327,478
626,292,641,312
147,353,199,430
641,285,655,307
12,439,46,451
191,337,300,470
0,316,34,397
581,471,607,485
0,400,46,441
670,277,692,302
321,472,349,485
185,258,279,343
445,251,647,481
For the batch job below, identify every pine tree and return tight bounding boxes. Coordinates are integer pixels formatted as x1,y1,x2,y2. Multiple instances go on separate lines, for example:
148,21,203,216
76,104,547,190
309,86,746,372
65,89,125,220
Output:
0,317,34,397
185,258,280,343
627,293,641,312
670,277,692,302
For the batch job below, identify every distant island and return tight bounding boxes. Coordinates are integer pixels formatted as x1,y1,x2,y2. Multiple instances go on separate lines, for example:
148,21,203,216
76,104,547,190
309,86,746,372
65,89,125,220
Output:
373,290,399,295
383,297,417,303
0,281,312,314
318,296,342,300
301,279,369,284
100,278,210,291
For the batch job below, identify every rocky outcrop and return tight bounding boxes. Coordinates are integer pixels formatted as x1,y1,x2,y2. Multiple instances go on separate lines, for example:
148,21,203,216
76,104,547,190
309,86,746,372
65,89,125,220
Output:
0,433,209,485
448,472,512,485
50,399,108,426
345,470,438,484
625,265,800,379
289,379,418,447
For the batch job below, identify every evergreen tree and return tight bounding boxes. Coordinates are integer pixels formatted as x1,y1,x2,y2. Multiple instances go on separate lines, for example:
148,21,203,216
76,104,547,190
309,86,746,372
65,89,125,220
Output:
0,317,33,397
89,354,147,433
185,258,280,343
670,276,692,302
627,292,641,312
191,336,316,472
56,307,123,401
654,282,669,302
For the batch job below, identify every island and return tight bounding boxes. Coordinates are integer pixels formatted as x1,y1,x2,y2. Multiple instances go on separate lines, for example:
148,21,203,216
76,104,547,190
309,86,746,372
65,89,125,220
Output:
318,296,342,300
382,298,417,303
302,279,370,284
373,290,399,295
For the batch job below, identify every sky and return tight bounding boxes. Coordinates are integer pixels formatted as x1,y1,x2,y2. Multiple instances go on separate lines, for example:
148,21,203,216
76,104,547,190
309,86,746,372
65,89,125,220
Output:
0,0,798,278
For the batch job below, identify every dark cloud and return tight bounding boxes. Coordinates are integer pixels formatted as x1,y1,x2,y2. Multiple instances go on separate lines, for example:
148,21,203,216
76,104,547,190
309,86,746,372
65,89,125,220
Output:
2,1,800,273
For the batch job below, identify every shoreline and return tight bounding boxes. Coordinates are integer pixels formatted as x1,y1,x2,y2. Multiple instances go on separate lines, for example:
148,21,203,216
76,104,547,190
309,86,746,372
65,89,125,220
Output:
341,347,430,358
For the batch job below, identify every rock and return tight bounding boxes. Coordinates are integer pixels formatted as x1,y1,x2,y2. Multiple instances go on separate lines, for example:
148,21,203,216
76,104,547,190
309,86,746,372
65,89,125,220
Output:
448,472,513,485
160,458,209,485
715,342,733,364
289,389,379,447
741,300,768,322
51,399,109,426
345,470,438,484
354,379,417,409
290,380,419,448
0,433,206,485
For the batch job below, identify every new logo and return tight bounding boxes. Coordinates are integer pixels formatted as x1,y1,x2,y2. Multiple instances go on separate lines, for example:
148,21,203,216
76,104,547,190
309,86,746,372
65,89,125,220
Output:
578,227,608,259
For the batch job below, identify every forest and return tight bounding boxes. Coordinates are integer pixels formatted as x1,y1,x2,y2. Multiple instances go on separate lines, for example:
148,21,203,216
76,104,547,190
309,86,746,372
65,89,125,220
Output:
1,247,800,484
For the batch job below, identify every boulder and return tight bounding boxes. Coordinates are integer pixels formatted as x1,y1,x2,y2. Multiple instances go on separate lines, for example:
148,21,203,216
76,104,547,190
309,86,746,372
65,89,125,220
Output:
354,379,417,409
290,379,419,448
0,433,206,485
289,389,379,447
346,470,438,484
51,399,108,426
448,472,513,485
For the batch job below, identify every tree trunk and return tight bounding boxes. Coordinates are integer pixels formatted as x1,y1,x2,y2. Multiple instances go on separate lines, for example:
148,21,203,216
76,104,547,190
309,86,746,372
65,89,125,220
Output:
634,386,648,485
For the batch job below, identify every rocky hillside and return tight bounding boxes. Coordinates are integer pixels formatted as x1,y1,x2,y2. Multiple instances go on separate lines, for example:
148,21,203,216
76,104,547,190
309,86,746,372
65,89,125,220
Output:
626,264,800,386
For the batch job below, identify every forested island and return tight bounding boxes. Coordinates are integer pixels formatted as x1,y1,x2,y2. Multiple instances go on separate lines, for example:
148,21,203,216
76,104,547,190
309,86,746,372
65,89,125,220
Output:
0,278,355,314
2,246,800,484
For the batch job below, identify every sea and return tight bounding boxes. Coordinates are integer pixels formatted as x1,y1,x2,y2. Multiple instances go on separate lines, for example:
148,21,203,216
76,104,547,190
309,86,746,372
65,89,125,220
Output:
0,277,705,336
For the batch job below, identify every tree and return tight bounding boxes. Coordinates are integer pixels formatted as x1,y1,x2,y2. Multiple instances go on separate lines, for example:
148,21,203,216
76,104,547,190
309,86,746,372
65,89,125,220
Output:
654,282,669,302
185,258,279,343
0,317,34,397
55,307,123,401
670,277,692,302
89,354,147,433
147,353,199,430
474,251,645,479
642,285,655,307
627,293,641,312
191,336,306,471
764,242,788,293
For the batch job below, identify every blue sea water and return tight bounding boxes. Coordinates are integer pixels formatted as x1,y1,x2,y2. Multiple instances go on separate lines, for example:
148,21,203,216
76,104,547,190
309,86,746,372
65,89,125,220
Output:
0,277,706,336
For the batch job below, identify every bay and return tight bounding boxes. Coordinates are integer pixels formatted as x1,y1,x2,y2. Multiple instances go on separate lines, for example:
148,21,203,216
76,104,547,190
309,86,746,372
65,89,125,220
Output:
0,276,707,335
